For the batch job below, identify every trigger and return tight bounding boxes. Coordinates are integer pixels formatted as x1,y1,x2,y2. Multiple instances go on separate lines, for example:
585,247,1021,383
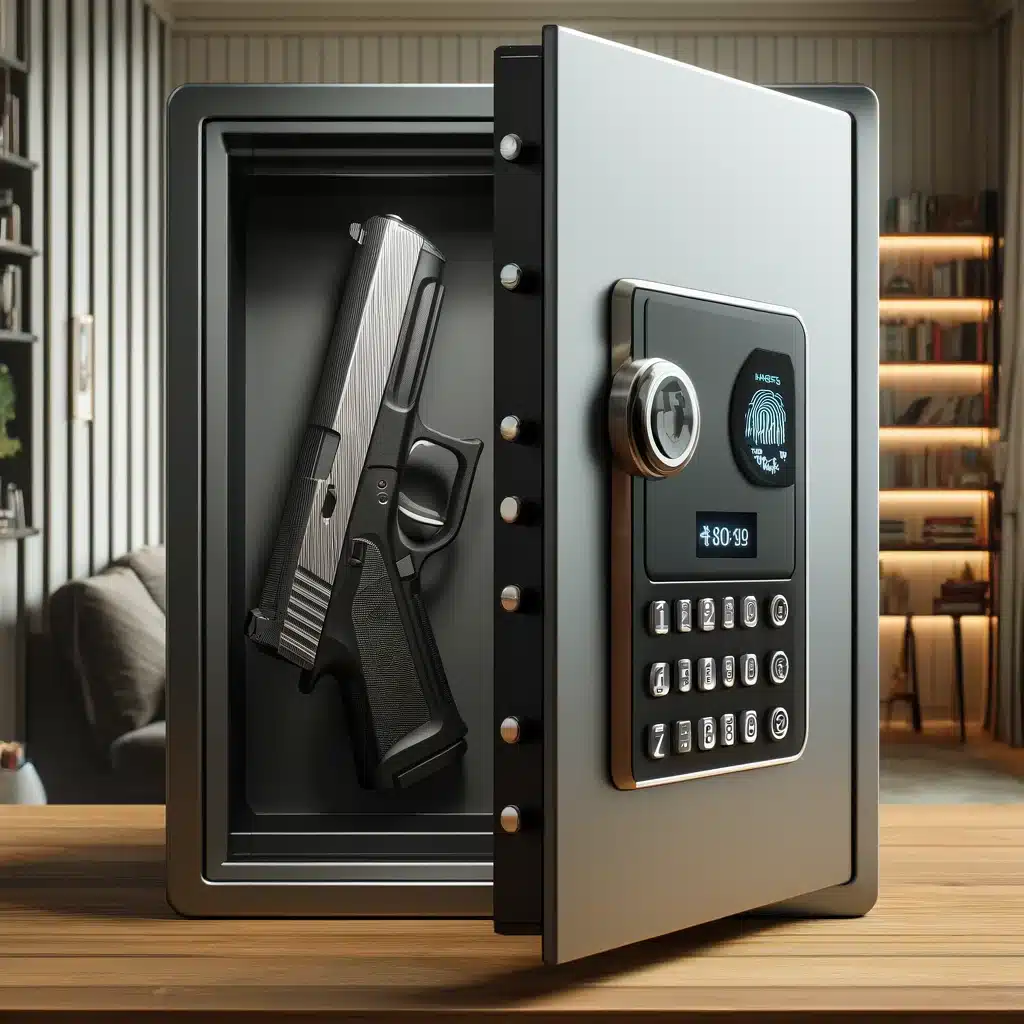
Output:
398,493,445,528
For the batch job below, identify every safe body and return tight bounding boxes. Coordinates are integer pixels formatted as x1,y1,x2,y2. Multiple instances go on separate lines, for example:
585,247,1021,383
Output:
166,27,879,964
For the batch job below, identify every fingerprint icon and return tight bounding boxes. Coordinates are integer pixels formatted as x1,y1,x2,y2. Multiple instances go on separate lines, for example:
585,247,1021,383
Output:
744,389,787,447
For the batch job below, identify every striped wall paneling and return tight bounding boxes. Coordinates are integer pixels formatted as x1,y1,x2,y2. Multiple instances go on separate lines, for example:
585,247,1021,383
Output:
0,0,170,739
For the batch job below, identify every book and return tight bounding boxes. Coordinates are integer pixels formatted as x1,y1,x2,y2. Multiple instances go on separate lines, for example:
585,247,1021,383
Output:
884,190,998,234
880,322,988,363
879,446,992,489
880,392,986,428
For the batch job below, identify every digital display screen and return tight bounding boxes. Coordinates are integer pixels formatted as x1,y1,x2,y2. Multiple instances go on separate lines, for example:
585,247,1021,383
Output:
696,511,757,558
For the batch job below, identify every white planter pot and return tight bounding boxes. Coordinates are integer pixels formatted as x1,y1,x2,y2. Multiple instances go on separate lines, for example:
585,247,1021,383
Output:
0,761,47,804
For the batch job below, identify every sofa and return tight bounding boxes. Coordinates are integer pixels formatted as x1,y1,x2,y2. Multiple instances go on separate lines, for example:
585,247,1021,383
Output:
27,546,166,804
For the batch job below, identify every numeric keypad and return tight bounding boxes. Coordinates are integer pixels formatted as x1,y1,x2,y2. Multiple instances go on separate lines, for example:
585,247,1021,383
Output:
639,589,798,777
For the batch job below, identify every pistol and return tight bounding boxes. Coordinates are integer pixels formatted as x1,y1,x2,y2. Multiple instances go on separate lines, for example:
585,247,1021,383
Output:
246,214,483,791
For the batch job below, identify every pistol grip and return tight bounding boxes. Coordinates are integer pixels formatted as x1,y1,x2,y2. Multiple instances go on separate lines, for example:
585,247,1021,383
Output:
333,536,467,790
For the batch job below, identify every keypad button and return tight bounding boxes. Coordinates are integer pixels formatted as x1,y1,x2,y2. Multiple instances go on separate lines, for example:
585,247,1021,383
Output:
742,595,758,628
698,597,716,631
741,710,758,743
722,596,736,630
768,707,789,742
675,598,692,633
677,658,692,692
697,716,716,751
647,723,668,759
674,720,692,754
740,653,758,686
698,657,717,691
722,655,736,688
769,651,790,685
769,594,789,628
721,713,736,746
648,663,670,697
649,600,669,636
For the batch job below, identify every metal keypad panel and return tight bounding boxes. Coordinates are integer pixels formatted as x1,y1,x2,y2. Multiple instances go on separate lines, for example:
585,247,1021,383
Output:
609,282,806,790
634,583,805,784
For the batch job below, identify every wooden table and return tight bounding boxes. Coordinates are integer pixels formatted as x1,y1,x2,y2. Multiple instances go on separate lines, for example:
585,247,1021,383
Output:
1,805,1023,1018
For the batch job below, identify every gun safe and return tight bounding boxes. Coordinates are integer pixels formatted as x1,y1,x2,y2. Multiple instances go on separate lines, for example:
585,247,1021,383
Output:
166,26,880,965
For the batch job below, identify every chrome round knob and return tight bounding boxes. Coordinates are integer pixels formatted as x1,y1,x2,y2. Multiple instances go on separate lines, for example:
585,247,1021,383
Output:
499,133,523,161
499,805,521,833
499,415,522,442
500,585,522,612
500,716,522,744
499,496,523,524
499,263,523,290
609,358,700,478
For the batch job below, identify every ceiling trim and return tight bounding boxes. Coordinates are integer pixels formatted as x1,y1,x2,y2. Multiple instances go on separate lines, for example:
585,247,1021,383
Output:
169,0,992,35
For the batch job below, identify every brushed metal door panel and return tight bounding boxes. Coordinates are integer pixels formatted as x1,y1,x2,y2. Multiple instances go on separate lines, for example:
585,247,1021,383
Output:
542,27,855,964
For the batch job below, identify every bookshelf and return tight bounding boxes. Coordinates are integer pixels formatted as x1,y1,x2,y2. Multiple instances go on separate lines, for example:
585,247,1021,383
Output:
0,0,37,745
879,190,1000,733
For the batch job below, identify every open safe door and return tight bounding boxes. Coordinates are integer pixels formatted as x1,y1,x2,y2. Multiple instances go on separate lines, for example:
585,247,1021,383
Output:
492,27,878,964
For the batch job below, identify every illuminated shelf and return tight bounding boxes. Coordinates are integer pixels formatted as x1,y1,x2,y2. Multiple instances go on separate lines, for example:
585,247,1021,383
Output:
879,297,993,322
880,488,993,498
880,233,993,259
879,362,991,387
880,614,996,623
879,425,997,445
880,545,988,554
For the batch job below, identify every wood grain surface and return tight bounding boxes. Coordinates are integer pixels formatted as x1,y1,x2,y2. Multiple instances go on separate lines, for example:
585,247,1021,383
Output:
0,804,1022,1018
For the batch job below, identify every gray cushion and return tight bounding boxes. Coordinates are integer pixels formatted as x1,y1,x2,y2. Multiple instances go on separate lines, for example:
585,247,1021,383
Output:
110,720,166,790
116,545,166,614
57,565,166,751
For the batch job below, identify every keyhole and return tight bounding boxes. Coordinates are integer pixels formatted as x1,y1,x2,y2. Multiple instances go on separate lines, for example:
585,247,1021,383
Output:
321,484,338,521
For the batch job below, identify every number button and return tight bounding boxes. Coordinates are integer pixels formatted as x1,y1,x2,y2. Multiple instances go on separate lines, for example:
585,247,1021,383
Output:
770,594,789,628
647,723,668,759
769,651,790,685
698,657,717,691
675,598,692,633
697,716,716,751
740,653,758,686
722,655,736,688
720,713,736,746
722,596,735,630
674,720,692,754
648,663,670,697
742,595,758,628
698,597,716,632
740,710,758,743
649,600,669,636
768,707,789,742
677,658,692,692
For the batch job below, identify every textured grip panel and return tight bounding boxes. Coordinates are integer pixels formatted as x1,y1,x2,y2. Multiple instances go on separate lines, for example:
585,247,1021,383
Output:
350,539,431,755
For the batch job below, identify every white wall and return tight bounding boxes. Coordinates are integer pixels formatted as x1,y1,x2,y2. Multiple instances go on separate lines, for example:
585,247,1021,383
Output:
167,8,1006,722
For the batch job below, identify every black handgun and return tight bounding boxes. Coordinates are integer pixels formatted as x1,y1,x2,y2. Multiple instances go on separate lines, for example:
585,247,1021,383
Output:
246,214,483,790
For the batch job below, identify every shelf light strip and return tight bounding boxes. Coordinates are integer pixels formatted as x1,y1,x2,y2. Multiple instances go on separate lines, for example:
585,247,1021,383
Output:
879,426,997,445
879,363,992,386
879,550,989,560
880,297,993,321
880,489,992,501
880,614,996,625
879,234,993,259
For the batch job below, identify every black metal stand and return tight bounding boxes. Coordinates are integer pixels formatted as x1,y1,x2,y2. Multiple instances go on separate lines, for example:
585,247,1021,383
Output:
885,615,922,731
951,614,967,744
